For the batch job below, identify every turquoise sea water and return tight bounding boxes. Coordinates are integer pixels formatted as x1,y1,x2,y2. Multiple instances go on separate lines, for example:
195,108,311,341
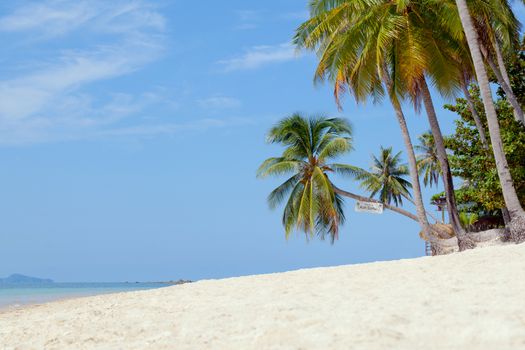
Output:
0,283,167,310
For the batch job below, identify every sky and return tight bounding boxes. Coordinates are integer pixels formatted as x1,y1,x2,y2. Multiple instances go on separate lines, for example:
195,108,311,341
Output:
1,0,524,282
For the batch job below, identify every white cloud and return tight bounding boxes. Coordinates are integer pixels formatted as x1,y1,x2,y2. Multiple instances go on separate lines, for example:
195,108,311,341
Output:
0,45,159,121
0,91,171,145
279,11,309,21
0,0,167,144
218,43,298,72
98,117,254,138
232,9,310,30
0,0,165,37
198,96,242,110
0,1,96,35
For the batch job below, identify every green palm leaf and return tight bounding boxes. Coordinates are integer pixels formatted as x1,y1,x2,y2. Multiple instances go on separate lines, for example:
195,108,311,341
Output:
257,113,355,242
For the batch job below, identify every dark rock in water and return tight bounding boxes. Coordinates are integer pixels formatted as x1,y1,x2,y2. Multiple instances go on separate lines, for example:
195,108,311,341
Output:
162,279,192,285
0,274,54,284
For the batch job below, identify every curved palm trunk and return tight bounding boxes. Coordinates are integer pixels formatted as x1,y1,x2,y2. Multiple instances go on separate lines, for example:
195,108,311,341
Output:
460,77,489,150
332,186,417,221
485,54,525,124
455,0,525,243
385,95,442,248
332,186,449,240
420,78,473,250
494,39,512,89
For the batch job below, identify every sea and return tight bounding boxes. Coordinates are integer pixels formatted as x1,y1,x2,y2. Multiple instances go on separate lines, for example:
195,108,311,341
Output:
0,282,168,310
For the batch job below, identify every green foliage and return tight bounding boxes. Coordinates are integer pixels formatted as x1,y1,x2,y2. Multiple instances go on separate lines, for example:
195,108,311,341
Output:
354,147,412,206
498,37,525,106
294,0,473,108
444,86,525,211
257,113,361,242
459,211,479,230
415,132,441,188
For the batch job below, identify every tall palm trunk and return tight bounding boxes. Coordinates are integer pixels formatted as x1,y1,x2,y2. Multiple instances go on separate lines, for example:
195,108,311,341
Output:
485,54,525,124
420,78,474,250
460,76,489,150
494,39,512,89
380,84,437,249
455,0,525,243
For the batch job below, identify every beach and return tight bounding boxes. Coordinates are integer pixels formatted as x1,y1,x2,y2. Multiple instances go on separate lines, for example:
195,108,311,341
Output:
1,243,524,349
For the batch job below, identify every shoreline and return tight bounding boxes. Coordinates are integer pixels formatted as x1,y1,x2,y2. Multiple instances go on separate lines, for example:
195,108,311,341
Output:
0,282,172,314
1,244,524,349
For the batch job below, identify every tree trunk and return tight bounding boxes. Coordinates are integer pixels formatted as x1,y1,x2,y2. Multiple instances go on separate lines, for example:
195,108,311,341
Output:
494,39,512,89
332,186,449,240
385,96,445,249
460,77,489,150
455,0,525,243
502,207,512,241
332,186,418,221
485,54,525,124
419,78,474,251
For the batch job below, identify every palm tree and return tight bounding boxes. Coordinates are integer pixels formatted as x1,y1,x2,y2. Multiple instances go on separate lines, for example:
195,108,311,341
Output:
378,1,472,248
459,212,479,231
469,0,524,123
257,113,440,242
454,0,525,243
357,147,412,207
256,114,353,241
415,132,441,188
294,0,459,250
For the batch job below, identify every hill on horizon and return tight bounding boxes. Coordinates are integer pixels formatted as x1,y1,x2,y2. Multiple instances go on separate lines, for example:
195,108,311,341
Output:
0,274,54,284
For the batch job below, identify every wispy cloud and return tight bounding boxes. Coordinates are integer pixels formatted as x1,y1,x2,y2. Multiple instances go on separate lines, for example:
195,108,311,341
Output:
218,43,298,72
234,10,260,30
279,10,309,21
0,0,167,144
198,96,242,110
0,45,160,121
0,0,165,37
233,9,310,30
0,1,96,35
98,117,254,138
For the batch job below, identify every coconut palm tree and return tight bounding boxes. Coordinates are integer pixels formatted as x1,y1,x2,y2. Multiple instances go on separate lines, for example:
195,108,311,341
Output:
376,0,473,248
454,0,525,243
469,0,524,123
357,147,412,207
294,0,463,249
415,132,441,188
257,113,441,242
256,114,353,241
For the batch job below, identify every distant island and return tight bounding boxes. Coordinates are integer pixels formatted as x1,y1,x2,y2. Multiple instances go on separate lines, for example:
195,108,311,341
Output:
0,274,54,284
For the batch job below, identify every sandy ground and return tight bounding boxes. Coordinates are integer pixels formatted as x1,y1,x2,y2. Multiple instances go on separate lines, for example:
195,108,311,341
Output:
1,244,524,350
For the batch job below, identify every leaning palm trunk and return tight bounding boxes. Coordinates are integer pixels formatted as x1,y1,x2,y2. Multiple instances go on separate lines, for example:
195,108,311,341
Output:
332,186,417,221
381,87,446,251
332,186,449,240
420,78,474,250
460,76,489,150
379,66,437,245
455,0,525,243
494,39,512,89
484,54,525,124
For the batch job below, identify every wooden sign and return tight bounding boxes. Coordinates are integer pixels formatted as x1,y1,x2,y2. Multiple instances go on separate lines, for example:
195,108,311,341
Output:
355,201,383,214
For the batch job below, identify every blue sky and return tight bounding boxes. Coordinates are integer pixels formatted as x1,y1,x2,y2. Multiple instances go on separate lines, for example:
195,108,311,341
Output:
1,0,524,282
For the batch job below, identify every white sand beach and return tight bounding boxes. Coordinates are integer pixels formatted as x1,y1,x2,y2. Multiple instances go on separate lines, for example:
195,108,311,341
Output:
1,244,524,350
